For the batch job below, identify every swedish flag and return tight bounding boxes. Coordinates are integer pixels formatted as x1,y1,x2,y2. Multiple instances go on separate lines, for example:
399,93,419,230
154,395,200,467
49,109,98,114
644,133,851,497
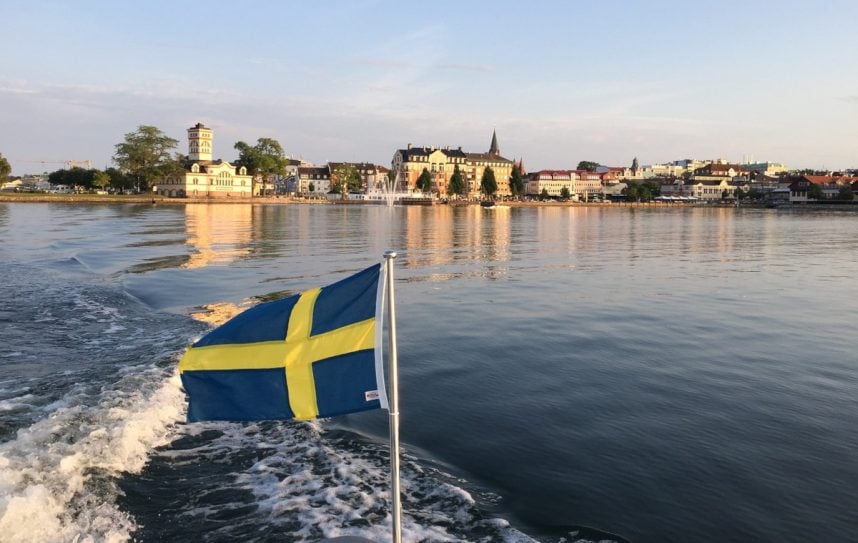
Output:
179,264,388,422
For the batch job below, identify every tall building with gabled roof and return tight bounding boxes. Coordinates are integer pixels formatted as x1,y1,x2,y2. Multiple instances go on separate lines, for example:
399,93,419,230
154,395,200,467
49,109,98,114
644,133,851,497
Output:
157,123,254,198
391,131,515,198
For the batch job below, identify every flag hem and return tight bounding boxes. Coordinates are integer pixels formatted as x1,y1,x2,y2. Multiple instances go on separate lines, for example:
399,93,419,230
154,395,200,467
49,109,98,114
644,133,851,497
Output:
374,261,390,410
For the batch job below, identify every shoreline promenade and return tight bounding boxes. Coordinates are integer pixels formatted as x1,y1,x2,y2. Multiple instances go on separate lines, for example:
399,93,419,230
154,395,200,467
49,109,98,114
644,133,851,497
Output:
2,192,857,211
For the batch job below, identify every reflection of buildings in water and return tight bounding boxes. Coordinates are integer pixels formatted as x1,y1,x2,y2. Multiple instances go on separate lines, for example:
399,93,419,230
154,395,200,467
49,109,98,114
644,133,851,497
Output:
716,207,735,257
535,207,568,256
402,206,512,269
403,206,454,268
182,204,253,269
451,206,481,258
683,207,736,258
481,206,511,264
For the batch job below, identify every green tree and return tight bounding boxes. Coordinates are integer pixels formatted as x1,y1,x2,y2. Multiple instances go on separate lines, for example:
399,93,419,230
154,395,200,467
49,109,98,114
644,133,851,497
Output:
625,183,638,201
417,168,432,193
234,138,288,197
113,125,180,191
92,171,110,190
808,183,824,200
721,189,730,200
626,182,652,202
746,187,761,201
48,167,98,189
448,164,465,198
838,185,854,201
480,166,498,198
540,188,549,200
105,167,133,191
330,163,361,197
509,163,524,198
0,153,10,182
631,157,639,172
577,161,600,172
560,186,571,200
308,181,315,193
643,181,661,197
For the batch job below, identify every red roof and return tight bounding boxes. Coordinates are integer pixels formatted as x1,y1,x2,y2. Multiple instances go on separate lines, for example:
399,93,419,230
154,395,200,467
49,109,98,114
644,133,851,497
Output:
802,175,856,185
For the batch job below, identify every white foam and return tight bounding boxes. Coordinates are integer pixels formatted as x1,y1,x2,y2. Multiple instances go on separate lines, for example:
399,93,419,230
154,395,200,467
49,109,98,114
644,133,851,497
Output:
157,421,536,542
103,324,127,335
0,394,36,412
0,368,186,543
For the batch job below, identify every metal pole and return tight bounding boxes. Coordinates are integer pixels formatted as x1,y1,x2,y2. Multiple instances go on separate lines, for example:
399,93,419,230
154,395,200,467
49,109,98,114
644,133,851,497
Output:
383,250,402,543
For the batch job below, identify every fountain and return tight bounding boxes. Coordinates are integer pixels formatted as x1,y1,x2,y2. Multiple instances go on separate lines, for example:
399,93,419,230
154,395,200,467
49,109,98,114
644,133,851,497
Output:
363,170,431,205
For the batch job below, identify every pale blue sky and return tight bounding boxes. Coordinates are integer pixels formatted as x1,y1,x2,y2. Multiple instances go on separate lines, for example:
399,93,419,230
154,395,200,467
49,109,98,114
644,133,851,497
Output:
2,0,857,174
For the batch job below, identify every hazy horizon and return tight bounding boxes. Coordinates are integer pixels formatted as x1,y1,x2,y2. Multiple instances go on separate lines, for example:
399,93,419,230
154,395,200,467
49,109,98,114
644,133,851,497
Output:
3,0,857,175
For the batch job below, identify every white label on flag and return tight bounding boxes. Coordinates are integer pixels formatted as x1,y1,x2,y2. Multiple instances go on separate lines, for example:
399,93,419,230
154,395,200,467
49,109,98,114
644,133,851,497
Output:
365,390,379,402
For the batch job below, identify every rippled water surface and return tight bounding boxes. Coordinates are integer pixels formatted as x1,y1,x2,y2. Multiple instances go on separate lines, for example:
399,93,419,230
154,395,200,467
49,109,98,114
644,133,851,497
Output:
1,202,856,543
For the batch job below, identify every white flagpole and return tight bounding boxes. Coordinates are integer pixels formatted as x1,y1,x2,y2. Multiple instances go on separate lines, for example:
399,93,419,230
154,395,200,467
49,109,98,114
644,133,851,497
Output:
383,250,402,543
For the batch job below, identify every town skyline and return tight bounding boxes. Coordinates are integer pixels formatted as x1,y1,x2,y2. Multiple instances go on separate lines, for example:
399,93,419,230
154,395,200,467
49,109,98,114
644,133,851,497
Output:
2,0,857,174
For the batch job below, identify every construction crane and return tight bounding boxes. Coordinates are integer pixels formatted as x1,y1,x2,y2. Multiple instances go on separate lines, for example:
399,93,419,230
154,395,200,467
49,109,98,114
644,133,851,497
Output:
22,159,93,170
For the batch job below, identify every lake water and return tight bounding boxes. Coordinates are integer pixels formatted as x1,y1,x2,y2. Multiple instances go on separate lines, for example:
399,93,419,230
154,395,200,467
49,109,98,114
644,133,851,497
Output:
0,202,856,543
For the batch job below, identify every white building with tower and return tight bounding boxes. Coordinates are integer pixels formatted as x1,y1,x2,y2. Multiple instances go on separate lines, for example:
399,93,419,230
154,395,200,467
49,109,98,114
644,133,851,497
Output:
157,123,253,198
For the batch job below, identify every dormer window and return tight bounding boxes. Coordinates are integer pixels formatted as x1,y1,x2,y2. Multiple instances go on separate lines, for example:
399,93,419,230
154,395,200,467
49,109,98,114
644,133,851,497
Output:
239,167,247,175
191,164,200,173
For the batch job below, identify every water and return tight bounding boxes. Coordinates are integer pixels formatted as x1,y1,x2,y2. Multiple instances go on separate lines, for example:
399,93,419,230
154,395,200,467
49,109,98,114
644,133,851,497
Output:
1,202,857,543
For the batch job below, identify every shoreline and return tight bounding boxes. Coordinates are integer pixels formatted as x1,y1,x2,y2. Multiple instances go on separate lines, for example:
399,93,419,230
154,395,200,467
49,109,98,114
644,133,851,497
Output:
1,193,856,211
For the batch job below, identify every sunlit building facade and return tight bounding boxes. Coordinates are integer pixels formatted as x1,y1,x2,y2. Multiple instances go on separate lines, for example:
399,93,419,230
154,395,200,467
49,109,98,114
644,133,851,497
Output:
391,130,515,199
157,123,253,198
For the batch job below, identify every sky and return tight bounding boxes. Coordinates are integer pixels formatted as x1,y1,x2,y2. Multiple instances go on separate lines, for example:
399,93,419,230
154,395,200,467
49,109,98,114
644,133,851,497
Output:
2,0,857,175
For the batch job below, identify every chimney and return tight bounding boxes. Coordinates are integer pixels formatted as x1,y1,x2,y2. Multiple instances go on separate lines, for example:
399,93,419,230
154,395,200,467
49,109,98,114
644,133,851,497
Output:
407,143,412,150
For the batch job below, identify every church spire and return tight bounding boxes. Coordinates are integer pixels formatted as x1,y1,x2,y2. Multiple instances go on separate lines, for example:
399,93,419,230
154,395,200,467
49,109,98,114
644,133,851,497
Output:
489,129,500,156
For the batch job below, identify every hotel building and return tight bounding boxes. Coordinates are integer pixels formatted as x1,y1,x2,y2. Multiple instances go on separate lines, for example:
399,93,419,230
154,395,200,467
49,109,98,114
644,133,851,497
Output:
157,123,253,198
391,130,515,199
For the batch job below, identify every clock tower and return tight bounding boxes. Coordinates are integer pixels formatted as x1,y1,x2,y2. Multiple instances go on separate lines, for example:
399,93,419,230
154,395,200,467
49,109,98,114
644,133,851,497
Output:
188,123,213,162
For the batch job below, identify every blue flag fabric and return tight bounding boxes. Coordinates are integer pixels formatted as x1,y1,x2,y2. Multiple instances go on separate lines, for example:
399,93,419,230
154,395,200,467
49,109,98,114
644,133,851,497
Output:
179,264,388,422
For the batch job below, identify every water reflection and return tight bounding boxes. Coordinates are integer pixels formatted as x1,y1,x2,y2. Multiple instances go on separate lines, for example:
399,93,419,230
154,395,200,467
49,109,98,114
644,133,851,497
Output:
401,206,511,273
182,204,253,269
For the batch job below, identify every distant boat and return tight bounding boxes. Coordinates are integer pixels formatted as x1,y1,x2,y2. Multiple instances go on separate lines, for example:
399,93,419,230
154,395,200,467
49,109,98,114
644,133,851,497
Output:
480,200,495,208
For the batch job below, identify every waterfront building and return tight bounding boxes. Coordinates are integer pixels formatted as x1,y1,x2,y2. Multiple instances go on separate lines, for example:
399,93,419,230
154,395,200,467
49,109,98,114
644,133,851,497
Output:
525,170,577,197
297,166,331,195
525,169,603,199
391,130,515,198
576,170,603,199
157,123,253,198
658,177,686,196
788,174,857,201
683,178,738,200
788,177,812,203
278,158,306,194
329,162,391,192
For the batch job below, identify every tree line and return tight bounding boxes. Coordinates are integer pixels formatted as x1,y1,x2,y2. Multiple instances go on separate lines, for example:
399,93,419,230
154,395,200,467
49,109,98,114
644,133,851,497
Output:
414,163,525,199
